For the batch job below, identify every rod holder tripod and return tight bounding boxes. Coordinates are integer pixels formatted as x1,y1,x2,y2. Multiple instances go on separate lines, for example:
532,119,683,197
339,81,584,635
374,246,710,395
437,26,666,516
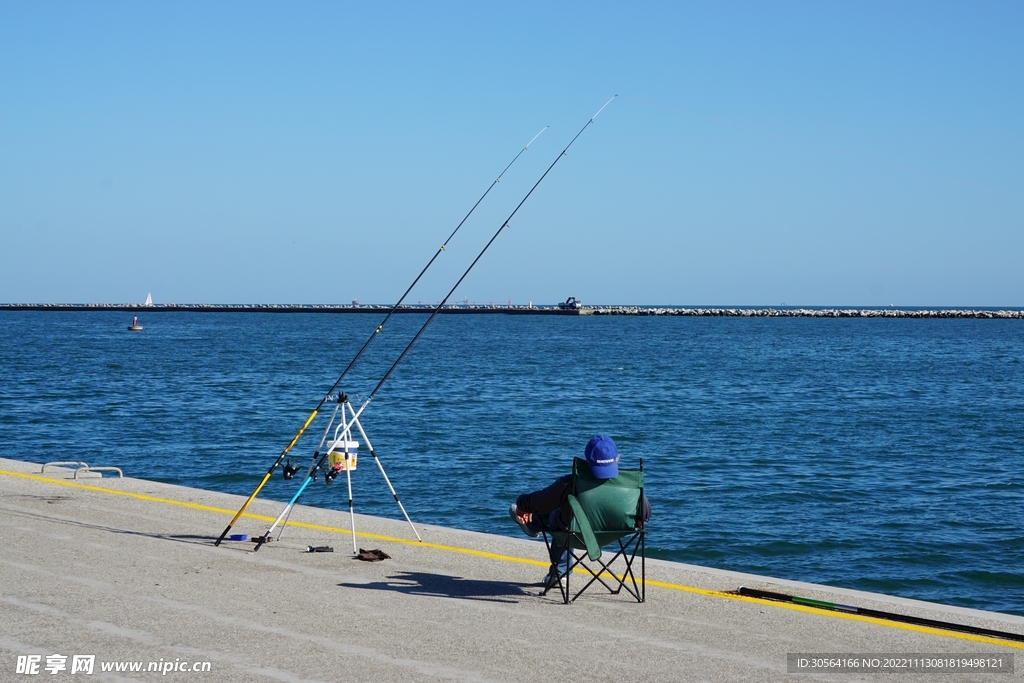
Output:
254,394,420,554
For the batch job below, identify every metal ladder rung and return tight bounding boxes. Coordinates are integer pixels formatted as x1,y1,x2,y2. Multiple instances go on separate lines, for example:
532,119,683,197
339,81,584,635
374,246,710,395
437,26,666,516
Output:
74,466,123,479
41,461,90,473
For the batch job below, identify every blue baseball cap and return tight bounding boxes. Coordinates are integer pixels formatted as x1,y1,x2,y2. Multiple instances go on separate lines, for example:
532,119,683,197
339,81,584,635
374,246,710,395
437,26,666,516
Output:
585,435,619,479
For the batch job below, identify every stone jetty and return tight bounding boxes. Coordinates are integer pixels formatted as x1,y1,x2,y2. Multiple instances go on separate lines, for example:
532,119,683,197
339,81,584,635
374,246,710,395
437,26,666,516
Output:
586,306,1024,318
2,303,1023,318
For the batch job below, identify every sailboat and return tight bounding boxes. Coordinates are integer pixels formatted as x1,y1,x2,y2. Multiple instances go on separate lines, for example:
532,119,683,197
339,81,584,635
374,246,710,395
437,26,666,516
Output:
144,292,153,306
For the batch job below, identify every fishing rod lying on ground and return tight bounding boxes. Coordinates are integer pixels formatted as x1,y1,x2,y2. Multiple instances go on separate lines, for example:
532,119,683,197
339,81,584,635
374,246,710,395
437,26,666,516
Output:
214,126,548,546
250,96,618,552
737,586,1024,643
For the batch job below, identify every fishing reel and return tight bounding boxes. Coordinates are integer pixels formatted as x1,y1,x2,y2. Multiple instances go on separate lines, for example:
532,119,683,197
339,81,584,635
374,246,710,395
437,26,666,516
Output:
324,466,339,484
282,460,301,480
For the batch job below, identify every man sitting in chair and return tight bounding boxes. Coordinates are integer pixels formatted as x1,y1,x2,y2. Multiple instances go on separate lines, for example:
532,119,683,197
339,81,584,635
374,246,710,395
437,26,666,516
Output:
510,434,651,585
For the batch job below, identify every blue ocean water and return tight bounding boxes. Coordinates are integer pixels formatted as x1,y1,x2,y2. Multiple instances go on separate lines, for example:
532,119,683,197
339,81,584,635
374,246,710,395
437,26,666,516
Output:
1,311,1022,615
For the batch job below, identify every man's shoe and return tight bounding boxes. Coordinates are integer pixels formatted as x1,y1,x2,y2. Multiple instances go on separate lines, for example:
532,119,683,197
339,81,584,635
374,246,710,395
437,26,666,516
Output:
509,504,539,538
542,570,564,589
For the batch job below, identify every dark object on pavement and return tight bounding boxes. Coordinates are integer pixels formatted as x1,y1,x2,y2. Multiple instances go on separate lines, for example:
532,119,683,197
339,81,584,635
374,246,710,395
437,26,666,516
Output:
356,548,390,562
736,586,1024,643
306,546,334,553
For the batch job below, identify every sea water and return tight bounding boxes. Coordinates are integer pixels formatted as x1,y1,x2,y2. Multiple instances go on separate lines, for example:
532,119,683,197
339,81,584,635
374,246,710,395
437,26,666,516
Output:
1,311,1022,615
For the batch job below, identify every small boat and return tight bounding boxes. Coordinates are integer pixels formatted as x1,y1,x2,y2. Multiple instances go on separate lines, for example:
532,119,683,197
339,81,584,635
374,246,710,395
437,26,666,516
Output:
127,315,143,331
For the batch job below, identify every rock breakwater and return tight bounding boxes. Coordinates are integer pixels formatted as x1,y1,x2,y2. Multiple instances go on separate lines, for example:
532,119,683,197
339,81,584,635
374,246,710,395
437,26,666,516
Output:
586,307,1024,318
1,303,1021,318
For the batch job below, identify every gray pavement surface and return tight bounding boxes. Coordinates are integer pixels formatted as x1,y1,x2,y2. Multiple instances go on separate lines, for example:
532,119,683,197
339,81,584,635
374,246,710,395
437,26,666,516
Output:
1,457,1021,682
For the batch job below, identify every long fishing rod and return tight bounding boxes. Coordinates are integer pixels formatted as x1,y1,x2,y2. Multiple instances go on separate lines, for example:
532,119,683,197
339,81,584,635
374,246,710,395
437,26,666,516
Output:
251,96,617,551
737,587,1024,643
215,127,548,546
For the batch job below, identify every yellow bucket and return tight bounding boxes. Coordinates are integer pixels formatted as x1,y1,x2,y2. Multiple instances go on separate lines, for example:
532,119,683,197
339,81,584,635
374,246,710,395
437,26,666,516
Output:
327,439,358,470
328,451,357,470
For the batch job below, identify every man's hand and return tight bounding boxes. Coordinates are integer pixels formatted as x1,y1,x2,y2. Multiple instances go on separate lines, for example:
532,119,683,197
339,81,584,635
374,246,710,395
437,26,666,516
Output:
514,508,533,524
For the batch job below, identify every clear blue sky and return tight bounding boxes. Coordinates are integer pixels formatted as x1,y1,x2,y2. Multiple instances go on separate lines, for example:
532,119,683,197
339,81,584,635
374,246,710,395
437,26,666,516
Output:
1,2,1021,306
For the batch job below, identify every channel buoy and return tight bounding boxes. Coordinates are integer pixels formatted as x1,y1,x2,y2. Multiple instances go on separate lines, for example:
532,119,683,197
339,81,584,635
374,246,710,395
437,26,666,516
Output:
127,315,143,331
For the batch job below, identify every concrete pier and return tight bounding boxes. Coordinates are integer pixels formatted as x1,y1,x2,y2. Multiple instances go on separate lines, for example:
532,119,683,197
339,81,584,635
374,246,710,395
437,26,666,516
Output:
1,457,1021,682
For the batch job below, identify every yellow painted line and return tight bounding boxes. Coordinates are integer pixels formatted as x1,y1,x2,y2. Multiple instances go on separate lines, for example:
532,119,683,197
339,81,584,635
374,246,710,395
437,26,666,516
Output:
2,469,280,521
644,580,1024,650
0,469,551,568
3,468,1023,650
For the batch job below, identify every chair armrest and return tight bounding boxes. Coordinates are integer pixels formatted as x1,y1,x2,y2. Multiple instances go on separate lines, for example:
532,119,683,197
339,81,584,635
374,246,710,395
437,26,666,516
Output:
567,494,602,562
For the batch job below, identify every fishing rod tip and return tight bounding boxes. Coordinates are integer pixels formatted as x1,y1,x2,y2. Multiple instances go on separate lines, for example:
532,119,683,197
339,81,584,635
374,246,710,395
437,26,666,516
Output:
524,125,550,149
592,95,618,121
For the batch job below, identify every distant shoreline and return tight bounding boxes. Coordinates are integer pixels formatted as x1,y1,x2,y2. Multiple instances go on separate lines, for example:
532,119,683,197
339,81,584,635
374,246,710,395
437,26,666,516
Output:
2,303,1023,318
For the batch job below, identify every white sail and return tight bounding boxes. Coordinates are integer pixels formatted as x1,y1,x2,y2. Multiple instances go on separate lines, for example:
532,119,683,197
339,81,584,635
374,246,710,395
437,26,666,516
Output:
144,293,153,306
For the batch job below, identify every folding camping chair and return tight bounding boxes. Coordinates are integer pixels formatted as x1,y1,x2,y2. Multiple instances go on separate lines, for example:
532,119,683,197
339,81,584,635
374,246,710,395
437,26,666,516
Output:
541,457,645,604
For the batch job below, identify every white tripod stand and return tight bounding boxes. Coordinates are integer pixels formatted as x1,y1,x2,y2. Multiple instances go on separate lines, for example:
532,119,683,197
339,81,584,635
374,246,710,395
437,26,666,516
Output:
268,394,420,554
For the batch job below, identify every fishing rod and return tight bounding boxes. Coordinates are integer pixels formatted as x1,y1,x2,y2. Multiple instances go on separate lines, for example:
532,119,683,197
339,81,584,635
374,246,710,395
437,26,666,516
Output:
251,96,618,552
215,126,548,546
737,587,1024,644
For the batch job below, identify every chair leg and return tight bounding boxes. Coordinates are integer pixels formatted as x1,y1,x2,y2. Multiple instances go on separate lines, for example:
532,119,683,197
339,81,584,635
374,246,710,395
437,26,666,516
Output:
557,536,573,604
568,532,645,603
540,531,645,604
640,528,645,603
607,538,641,600
615,532,645,603
569,555,618,599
